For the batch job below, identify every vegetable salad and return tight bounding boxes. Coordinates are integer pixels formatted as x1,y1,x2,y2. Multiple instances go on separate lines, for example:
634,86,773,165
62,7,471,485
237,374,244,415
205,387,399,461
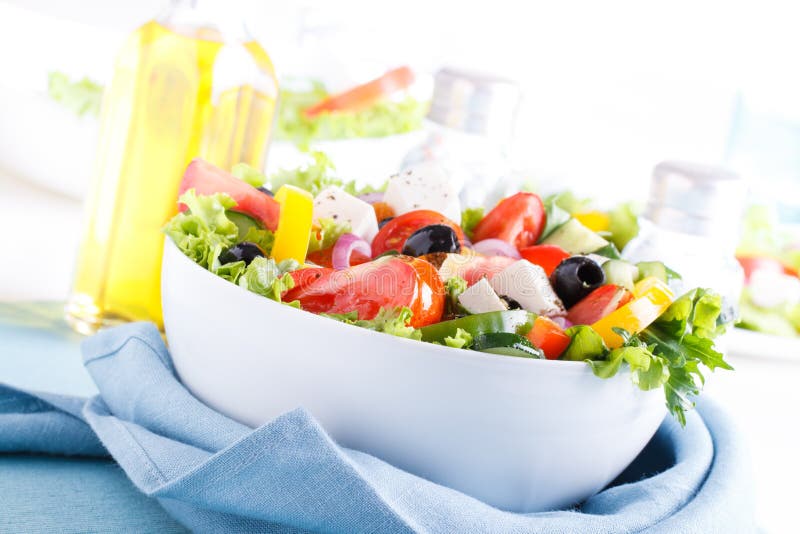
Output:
165,156,732,425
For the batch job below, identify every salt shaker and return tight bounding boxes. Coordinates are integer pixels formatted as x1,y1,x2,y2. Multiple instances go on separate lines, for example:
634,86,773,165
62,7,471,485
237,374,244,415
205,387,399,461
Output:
623,161,746,322
401,67,521,208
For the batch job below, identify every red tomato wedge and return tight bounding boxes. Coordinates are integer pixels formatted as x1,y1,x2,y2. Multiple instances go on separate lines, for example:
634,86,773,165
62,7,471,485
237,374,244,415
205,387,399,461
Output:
306,248,371,269
737,255,798,283
566,285,633,325
287,256,444,327
371,210,465,257
519,244,570,276
526,316,571,360
438,254,516,286
179,159,280,231
304,66,415,118
473,192,546,248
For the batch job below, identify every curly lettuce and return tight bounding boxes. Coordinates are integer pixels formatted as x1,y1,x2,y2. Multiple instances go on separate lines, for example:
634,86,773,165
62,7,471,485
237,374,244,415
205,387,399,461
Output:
48,71,103,117
308,218,352,254
322,307,421,340
562,289,732,426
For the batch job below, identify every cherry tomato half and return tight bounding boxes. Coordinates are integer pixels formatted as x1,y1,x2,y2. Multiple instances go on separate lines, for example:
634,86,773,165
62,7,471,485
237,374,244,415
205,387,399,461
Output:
519,244,570,276
566,285,633,325
473,192,546,248
286,256,444,327
371,210,465,257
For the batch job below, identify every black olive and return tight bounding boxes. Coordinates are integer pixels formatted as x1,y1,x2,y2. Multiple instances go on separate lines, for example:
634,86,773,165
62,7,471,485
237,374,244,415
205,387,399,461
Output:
219,241,266,266
550,256,605,308
500,296,522,310
257,186,274,196
378,217,394,229
402,224,461,256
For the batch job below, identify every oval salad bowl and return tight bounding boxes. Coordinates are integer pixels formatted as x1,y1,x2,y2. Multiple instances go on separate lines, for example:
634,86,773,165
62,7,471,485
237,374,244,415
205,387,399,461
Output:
162,240,666,513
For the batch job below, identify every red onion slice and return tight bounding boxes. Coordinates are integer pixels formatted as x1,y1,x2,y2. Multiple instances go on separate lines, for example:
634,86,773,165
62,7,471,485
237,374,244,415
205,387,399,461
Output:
472,238,521,259
358,192,384,204
550,316,573,329
331,233,372,270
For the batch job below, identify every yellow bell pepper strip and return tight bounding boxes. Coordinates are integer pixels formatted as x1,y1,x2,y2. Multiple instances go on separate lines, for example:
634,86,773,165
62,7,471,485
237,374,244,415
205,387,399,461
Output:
574,211,610,232
271,185,313,263
591,277,675,348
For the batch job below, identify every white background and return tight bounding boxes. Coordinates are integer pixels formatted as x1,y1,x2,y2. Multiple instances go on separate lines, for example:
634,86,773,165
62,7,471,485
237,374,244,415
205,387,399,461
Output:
1,1,799,532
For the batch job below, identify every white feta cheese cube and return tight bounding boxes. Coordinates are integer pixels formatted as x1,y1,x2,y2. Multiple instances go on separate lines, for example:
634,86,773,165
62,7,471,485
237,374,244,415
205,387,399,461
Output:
383,162,461,222
489,259,566,316
313,186,379,242
458,277,508,314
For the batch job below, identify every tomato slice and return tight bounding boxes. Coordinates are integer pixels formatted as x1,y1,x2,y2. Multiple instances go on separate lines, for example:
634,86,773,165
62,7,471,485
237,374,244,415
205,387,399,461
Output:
518,244,570,276
287,256,444,327
438,254,516,286
371,210,465,257
473,192,546,248
283,267,332,302
526,316,571,360
304,66,415,117
566,285,633,325
306,247,371,269
179,159,280,231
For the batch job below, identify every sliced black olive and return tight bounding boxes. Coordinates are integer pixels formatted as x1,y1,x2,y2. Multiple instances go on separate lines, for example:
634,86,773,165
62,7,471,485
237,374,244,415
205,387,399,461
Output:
257,186,274,196
550,256,605,308
219,241,266,266
401,224,461,257
378,217,394,229
500,296,522,310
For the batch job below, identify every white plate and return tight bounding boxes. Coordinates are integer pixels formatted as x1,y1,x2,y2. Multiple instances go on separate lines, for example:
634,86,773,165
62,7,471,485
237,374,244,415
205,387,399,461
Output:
162,241,666,513
725,327,800,362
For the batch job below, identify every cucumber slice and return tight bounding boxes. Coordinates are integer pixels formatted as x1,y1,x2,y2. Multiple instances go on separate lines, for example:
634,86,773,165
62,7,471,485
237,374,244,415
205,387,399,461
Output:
541,218,609,254
636,261,668,283
602,260,639,291
472,333,545,359
227,211,263,241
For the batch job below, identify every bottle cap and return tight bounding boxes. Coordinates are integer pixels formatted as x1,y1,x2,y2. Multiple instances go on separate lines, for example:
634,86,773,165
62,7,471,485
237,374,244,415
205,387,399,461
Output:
427,67,521,140
645,160,746,243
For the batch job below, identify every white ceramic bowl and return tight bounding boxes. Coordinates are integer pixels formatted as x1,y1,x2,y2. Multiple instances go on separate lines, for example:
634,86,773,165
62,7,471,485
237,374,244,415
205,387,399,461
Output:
162,240,666,512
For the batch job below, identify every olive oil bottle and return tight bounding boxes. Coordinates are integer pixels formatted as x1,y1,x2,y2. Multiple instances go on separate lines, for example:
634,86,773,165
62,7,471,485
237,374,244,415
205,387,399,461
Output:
66,1,278,334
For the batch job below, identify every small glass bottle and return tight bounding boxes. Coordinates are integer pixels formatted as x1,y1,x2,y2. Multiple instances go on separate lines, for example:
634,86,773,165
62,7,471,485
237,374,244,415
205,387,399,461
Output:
623,161,746,322
66,0,279,334
401,67,521,208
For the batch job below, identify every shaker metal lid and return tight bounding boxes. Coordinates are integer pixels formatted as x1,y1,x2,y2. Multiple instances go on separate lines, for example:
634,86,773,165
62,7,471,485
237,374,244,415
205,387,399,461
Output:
427,67,521,138
645,160,746,239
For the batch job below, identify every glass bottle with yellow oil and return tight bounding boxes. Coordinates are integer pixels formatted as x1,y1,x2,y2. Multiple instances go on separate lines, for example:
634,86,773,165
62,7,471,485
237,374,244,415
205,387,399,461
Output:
66,0,278,334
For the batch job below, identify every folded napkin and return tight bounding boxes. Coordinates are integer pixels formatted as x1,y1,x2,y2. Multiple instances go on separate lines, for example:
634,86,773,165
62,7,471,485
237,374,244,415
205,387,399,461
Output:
0,322,756,533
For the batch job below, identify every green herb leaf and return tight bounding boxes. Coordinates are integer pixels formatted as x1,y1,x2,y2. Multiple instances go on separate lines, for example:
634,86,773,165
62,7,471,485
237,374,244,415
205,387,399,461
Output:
444,327,474,349
563,325,608,361
322,307,422,340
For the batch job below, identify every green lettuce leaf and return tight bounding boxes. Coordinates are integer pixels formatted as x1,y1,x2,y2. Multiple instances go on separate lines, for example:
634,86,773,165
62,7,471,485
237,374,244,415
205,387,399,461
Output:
269,151,382,197
237,257,299,302
444,328,474,349
322,307,422,340
48,71,103,117
163,190,239,271
231,163,267,188
547,191,593,214
308,217,352,253
562,325,608,361
460,208,485,240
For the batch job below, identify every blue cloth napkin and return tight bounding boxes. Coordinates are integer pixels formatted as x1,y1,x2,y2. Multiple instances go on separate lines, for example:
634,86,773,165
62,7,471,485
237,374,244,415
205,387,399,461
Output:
0,322,756,533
